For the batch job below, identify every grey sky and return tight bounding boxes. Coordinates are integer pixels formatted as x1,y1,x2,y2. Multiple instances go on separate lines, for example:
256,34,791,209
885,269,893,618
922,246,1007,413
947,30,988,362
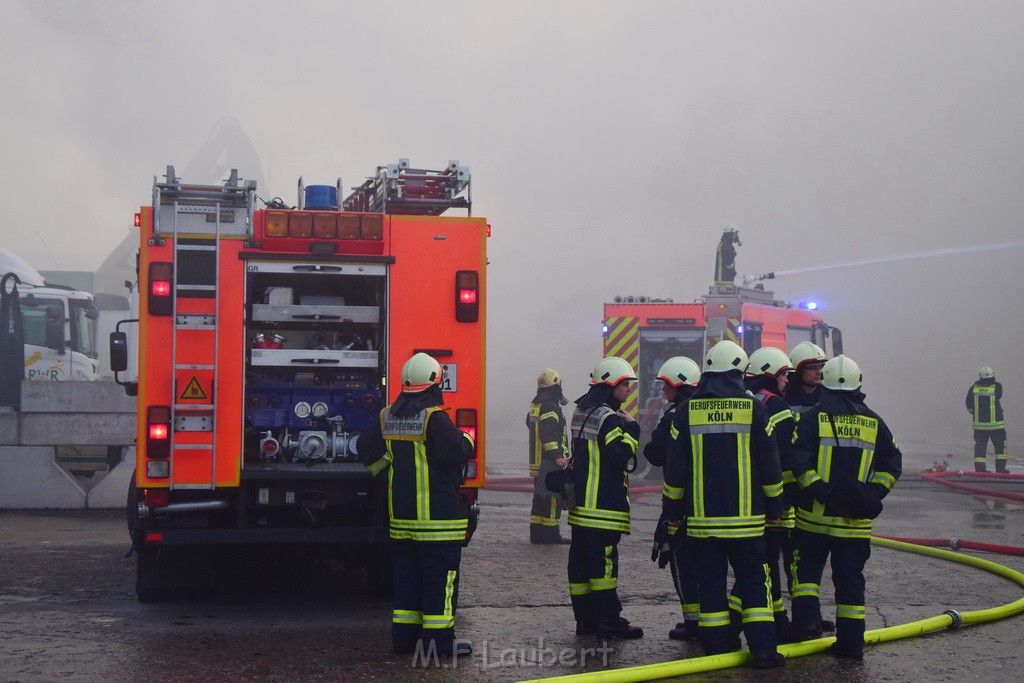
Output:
2,1,1021,462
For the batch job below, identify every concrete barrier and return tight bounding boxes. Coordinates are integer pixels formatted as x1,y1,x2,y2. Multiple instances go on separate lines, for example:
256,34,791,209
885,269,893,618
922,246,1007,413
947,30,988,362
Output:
0,380,135,510
0,446,87,508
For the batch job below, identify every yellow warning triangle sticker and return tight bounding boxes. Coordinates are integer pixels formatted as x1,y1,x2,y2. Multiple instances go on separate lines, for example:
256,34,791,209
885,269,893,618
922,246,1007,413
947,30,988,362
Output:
180,376,208,401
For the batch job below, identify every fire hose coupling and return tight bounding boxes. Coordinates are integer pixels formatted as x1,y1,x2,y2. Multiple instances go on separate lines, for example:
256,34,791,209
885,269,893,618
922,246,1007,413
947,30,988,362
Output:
948,537,961,550
942,609,963,630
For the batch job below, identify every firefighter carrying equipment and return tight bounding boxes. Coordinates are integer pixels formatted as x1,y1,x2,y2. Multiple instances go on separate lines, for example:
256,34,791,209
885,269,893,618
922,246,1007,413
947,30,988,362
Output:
822,355,862,391
590,356,638,386
704,339,749,374
401,352,443,393
747,346,793,378
657,356,701,387
789,341,827,370
360,389,475,655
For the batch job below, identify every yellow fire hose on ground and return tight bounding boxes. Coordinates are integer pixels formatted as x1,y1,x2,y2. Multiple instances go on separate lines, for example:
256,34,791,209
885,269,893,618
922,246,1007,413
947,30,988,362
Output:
519,536,1024,683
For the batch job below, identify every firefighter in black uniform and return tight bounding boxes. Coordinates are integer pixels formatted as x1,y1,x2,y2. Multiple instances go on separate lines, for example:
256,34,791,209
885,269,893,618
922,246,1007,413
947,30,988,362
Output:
743,346,798,639
643,356,701,641
789,355,902,659
528,368,571,544
784,341,827,415
966,366,1008,473
568,356,643,639
714,226,742,285
362,353,475,657
663,340,785,669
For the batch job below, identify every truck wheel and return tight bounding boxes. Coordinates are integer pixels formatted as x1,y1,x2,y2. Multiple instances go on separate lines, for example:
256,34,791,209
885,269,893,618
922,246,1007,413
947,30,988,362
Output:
126,471,139,535
136,547,173,603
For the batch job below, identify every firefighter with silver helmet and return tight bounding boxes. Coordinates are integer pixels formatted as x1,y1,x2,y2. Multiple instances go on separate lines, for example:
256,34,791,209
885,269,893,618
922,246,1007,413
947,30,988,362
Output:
361,352,476,657
785,341,827,414
644,356,702,640
965,366,1008,473
787,355,902,659
663,340,785,668
527,368,571,544
567,356,644,639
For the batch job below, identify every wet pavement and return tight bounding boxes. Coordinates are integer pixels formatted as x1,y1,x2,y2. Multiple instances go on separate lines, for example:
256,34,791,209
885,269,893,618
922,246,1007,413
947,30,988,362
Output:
1,449,1023,682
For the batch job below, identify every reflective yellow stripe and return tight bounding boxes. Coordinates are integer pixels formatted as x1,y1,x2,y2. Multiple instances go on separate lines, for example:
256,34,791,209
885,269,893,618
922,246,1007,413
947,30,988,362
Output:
741,606,775,623
393,609,423,624
569,582,591,596
737,432,751,517
585,441,600,509
692,434,704,517
699,611,731,628
662,482,685,500
414,441,429,521
836,603,865,620
366,455,390,476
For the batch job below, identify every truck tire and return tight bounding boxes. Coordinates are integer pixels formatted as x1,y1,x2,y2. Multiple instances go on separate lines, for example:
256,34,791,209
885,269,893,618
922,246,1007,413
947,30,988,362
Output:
136,546,174,603
126,471,139,535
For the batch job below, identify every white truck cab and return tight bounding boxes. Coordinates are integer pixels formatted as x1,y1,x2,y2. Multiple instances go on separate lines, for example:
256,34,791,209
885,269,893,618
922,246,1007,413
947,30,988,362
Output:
0,248,99,381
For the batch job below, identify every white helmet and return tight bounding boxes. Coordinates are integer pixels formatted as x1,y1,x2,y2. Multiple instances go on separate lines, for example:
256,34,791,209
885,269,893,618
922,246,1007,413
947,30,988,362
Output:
704,340,749,374
657,357,700,387
822,354,862,391
789,341,827,370
537,368,562,388
590,357,637,386
747,346,793,378
400,352,443,393
979,366,995,379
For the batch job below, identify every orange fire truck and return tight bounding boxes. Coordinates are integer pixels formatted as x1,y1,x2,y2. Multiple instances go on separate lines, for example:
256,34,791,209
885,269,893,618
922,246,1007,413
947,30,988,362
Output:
603,275,842,453
112,160,486,600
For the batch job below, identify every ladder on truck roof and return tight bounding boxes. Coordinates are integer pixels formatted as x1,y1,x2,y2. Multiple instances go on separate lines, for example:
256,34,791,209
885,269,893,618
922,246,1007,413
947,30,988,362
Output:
342,159,471,216
153,167,249,490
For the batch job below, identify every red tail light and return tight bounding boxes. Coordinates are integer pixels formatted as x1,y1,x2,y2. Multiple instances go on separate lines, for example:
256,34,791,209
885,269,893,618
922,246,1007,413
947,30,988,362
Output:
455,408,478,456
146,405,171,458
148,262,173,316
134,212,142,228
144,489,169,508
455,270,479,322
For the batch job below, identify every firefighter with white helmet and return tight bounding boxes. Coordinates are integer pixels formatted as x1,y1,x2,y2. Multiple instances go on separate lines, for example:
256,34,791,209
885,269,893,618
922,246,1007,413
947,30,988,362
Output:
966,366,1008,472
785,341,827,414
788,355,902,659
663,340,785,668
743,346,801,640
567,356,644,639
361,352,476,657
643,356,701,641
527,368,571,543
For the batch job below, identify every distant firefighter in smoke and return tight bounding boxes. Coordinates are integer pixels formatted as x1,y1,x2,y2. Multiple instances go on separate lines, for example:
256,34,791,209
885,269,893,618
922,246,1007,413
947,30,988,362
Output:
715,226,742,285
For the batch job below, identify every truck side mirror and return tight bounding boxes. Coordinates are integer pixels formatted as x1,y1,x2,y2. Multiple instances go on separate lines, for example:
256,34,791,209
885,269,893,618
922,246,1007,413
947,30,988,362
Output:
45,312,66,353
830,328,843,356
110,331,128,372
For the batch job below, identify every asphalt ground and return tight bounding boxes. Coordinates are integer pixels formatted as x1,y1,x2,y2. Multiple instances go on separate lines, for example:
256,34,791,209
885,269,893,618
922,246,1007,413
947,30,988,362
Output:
1,449,1023,682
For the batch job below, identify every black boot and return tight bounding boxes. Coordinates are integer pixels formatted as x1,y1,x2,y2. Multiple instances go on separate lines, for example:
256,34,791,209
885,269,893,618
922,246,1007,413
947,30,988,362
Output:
751,651,785,669
996,462,1009,474
530,525,545,544
825,642,863,660
669,620,700,641
595,616,643,639
975,462,989,473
